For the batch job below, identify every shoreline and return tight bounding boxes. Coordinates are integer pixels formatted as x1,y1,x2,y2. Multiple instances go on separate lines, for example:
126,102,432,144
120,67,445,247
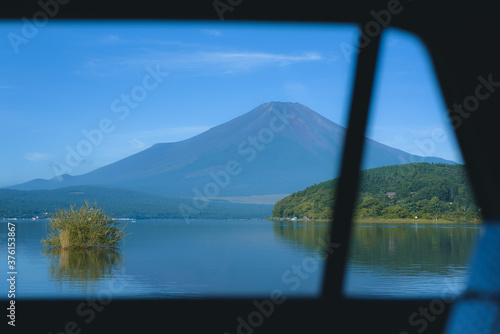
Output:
267,217,481,224
2,217,482,224
353,218,481,225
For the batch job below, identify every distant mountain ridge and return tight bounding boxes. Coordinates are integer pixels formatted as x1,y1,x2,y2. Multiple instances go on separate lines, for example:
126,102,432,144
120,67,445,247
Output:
0,186,273,219
8,102,454,203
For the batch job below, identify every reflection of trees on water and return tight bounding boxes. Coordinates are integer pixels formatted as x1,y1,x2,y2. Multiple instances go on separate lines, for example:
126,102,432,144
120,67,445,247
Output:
349,224,481,275
273,221,331,258
42,248,123,292
273,221,482,275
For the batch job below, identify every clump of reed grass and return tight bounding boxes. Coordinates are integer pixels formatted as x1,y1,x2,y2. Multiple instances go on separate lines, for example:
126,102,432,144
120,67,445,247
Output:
42,201,127,249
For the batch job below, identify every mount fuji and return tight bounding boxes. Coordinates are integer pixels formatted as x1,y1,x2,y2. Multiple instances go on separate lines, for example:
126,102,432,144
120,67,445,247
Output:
8,102,454,205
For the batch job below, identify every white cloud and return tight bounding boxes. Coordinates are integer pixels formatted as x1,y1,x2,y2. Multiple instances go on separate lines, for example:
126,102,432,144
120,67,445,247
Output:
101,34,121,43
157,50,323,74
129,138,146,149
136,126,212,142
75,49,323,76
387,38,398,47
201,29,221,36
202,51,321,64
24,152,52,161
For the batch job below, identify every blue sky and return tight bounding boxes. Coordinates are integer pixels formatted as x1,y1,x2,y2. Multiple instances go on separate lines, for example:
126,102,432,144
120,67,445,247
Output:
0,21,461,188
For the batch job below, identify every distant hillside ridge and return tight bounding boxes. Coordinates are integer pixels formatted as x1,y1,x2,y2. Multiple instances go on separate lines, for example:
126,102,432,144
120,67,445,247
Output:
0,186,272,219
272,163,481,222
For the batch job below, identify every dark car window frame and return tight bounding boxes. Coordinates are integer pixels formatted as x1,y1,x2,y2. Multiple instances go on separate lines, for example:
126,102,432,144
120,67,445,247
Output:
3,1,499,334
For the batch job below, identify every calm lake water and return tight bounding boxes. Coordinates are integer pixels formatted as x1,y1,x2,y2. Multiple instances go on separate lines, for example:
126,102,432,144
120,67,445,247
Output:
0,219,482,299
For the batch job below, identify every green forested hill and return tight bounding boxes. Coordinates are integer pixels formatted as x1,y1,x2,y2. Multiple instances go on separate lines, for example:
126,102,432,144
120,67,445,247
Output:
272,163,481,222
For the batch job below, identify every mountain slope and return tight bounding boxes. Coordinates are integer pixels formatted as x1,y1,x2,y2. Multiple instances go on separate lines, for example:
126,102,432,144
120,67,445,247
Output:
8,102,454,200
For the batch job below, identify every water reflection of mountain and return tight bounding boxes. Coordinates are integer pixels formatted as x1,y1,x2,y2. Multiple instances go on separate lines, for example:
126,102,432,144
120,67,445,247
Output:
273,221,331,257
273,221,482,275
43,248,123,292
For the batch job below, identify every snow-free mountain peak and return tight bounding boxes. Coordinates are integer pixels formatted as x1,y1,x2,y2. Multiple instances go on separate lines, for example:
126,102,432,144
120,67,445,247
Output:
9,102,454,203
